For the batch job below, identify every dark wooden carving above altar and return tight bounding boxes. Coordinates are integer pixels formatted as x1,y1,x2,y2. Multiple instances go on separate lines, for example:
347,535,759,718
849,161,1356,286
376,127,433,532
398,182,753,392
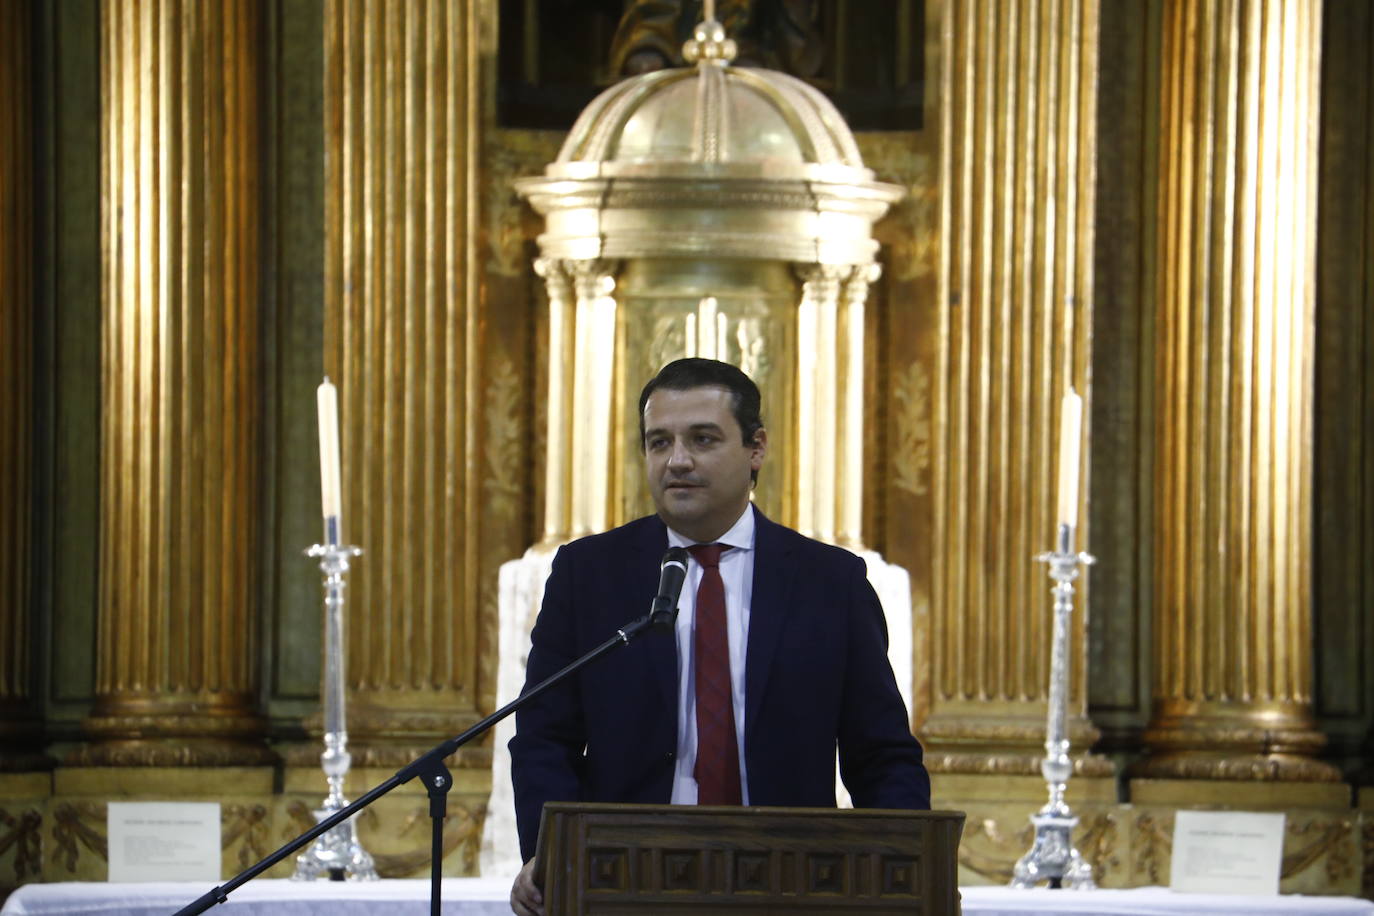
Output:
497,0,924,131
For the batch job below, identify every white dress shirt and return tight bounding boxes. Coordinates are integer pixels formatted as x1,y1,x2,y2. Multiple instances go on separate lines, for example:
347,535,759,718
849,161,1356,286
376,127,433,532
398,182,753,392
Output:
667,506,754,805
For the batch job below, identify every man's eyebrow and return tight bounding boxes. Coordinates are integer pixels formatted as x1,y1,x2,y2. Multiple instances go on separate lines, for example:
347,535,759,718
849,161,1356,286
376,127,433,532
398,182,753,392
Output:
644,422,726,438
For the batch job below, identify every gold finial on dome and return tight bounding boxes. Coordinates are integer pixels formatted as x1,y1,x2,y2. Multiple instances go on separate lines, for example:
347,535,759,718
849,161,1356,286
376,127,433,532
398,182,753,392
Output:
682,0,737,65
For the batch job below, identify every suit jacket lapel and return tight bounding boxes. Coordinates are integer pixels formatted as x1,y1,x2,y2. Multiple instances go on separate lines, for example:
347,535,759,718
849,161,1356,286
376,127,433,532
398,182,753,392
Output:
744,506,794,736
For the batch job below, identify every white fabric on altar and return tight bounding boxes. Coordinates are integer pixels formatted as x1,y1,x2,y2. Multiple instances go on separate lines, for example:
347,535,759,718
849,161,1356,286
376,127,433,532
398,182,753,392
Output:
5,880,1373,916
959,886,1374,916
0,878,512,916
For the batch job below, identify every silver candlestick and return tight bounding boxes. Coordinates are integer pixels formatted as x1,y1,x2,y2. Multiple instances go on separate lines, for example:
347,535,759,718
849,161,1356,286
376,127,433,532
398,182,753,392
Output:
293,516,378,881
1011,522,1096,890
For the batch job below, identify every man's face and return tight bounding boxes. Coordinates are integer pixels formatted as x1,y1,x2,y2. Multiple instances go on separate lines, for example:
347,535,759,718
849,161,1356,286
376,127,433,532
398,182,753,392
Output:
642,386,767,543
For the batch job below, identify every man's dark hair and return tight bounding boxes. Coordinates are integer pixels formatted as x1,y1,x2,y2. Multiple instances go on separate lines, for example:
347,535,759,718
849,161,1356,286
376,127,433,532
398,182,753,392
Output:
638,359,765,481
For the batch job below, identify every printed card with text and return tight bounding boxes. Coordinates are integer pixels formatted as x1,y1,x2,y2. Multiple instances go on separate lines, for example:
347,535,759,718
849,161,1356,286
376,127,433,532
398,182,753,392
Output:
1169,809,1285,896
107,801,222,883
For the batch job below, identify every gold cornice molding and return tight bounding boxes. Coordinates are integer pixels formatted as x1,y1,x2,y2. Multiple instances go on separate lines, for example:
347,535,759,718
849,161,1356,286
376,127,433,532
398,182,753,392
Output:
926,752,1114,779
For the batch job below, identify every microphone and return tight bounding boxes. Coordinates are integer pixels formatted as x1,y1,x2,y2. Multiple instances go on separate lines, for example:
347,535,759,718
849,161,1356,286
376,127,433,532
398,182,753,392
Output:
649,547,690,628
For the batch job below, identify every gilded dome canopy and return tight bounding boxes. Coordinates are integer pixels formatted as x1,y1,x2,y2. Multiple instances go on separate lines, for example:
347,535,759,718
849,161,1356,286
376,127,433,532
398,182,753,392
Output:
515,16,902,266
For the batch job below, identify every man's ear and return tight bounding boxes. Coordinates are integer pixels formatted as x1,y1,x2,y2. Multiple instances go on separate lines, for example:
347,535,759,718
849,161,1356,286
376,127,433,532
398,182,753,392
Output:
749,428,768,470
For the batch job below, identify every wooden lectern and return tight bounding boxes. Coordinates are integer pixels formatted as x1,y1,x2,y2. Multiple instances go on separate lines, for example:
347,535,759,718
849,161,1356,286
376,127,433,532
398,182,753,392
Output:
534,802,965,914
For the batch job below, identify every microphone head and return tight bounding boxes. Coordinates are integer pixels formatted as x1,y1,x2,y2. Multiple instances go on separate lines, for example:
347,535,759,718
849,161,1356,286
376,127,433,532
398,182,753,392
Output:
651,547,691,628
661,546,690,572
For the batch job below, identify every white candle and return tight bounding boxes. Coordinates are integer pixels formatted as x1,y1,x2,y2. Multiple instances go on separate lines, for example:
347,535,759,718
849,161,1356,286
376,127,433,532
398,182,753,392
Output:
317,377,342,520
1056,388,1082,529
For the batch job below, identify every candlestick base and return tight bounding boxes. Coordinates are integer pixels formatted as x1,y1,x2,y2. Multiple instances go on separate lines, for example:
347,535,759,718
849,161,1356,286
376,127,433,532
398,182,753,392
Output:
1010,809,1095,889
292,799,379,881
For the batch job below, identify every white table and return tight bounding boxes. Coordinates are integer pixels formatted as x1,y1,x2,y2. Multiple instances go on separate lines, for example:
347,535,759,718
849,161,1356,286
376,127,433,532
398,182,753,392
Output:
5,880,1372,916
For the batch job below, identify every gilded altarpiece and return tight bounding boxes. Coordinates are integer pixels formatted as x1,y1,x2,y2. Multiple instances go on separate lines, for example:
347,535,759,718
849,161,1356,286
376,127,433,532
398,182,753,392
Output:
3,0,1374,900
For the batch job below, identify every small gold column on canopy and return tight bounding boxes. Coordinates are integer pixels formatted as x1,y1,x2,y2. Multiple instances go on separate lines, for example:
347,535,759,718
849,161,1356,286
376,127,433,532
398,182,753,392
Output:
1137,0,1339,788
481,8,909,877
78,0,269,766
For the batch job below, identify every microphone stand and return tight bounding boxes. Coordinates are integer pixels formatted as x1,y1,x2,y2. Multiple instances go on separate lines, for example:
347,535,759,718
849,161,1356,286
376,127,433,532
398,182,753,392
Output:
174,608,674,916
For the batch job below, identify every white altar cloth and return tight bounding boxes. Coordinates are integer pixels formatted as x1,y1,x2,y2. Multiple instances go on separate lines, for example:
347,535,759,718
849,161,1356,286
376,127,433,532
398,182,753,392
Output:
4,880,1372,916
959,886,1374,916
0,878,512,916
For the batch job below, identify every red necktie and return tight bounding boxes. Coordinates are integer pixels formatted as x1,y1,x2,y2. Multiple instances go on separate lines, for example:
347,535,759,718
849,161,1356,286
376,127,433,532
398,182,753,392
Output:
688,543,741,805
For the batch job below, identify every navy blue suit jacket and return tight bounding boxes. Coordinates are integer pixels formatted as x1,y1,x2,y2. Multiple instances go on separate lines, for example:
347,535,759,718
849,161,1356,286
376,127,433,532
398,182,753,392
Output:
509,507,931,862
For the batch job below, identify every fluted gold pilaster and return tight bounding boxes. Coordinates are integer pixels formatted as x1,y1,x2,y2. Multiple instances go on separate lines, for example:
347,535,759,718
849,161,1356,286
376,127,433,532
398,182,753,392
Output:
1140,0,1336,782
325,0,482,761
82,0,267,766
0,0,41,771
921,0,1106,774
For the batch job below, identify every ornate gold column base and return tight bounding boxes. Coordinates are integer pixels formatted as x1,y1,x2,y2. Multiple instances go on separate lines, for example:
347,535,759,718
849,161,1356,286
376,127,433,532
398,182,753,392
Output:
71,698,273,767
279,715,493,772
1133,700,1340,783
919,715,1113,778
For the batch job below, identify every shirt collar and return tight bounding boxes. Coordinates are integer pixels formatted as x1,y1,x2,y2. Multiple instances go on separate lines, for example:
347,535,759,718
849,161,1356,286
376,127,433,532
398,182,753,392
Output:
665,503,755,552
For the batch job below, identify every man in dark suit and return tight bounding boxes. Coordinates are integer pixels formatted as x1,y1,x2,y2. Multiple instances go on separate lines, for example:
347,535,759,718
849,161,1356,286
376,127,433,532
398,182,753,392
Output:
509,358,929,916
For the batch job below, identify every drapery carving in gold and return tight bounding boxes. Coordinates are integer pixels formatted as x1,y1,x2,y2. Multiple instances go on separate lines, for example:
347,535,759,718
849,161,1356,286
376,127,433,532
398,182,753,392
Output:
1138,0,1337,781
80,0,268,766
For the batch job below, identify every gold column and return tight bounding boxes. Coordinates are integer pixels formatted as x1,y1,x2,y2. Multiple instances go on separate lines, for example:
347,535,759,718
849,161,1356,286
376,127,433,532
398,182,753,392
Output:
920,0,1106,774
81,0,268,765
795,263,878,547
1138,0,1337,782
0,0,40,770
324,0,482,761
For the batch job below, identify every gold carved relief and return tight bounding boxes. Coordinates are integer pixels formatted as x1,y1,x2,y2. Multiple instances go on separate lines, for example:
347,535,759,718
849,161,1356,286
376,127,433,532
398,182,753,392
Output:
50,803,106,874
959,816,1029,883
891,361,931,497
855,135,936,283
285,797,484,878
484,133,560,278
1130,812,1171,885
1282,818,1356,885
222,804,270,870
377,803,485,877
0,808,41,883
959,811,1118,885
483,359,525,523
1077,814,1122,885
